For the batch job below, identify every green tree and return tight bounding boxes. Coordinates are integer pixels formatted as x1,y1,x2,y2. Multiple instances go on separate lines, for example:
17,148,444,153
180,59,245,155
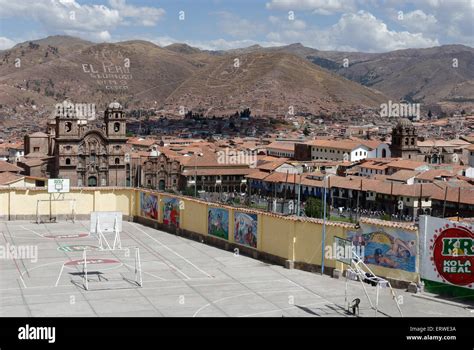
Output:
305,197,328,219
182,186,197,197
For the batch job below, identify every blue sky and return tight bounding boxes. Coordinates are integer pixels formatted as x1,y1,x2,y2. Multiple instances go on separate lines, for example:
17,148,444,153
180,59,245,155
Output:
0,0,472,51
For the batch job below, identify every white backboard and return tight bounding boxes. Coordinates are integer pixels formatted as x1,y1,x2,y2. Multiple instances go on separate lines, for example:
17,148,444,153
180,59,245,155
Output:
48,178,70,193
90,211,123,233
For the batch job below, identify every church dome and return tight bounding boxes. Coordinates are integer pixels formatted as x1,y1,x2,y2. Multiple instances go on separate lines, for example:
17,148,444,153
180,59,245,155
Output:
108,101,122,110
397,118,412,127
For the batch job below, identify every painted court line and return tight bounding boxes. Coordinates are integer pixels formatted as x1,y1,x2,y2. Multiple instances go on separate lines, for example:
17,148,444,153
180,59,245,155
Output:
192,288,308,317
19,226,45,238
237,300,334,317
128,222,213,278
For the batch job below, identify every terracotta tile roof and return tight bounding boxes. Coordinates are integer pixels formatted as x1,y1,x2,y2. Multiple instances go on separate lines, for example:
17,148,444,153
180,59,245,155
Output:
0,172,23,185
359,217,417,231
182,168,254,176
246,170,271,180
256,158,289,171
266,142,295,152
349,137,384,149
417,139,471,147
0,160,22,172
387,170,420,182
127,137,157,147
415,169,456,181
306,139,372,151
387,159,428,170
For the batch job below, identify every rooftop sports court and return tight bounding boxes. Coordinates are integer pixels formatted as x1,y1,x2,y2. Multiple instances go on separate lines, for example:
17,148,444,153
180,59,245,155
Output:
1,220,471,317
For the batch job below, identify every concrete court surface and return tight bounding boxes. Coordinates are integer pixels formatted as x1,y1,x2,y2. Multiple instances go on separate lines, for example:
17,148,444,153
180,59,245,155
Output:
0,220,472,317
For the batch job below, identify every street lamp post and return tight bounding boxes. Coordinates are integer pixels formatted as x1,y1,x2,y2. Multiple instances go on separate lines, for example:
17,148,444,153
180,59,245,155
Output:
194,152,203,197
321,175,328,276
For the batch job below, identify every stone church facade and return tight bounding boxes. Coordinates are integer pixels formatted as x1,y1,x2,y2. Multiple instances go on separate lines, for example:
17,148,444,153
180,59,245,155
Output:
23,101,128,187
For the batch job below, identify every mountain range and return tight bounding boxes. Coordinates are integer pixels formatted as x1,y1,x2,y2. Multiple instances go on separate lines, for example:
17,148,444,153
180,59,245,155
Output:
0,35,472,117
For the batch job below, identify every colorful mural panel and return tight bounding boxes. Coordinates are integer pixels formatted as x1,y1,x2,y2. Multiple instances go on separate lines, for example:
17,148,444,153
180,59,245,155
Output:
140,192,158,220
234,212,258,248
347,223,417,272
162,197,180,227
208,207,229,240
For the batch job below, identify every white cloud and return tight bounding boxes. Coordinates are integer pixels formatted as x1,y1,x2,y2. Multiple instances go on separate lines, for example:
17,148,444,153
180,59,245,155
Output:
108,0,165,27
397,10,438,34
386,0,473,46
0,0,164,42
0,36,15,50
266,0,356,15
265,10,439,52
214,12,266,39
330,11,439,51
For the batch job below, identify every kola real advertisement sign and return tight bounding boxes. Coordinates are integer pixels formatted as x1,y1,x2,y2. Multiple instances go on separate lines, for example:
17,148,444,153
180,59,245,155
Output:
419,216,474,289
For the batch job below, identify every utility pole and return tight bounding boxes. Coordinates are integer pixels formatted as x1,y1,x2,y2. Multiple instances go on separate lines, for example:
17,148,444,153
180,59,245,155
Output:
356,178,361,221
297,173,302,216
321,175,328,276
457,186,461,221
442,186,448,218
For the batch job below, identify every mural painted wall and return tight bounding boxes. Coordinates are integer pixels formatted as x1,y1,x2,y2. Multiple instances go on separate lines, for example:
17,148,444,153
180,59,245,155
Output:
140,192,158,220
208,207,229,240
234,212,258,248
347,223,417,273
162,197,180,228
419,216,474,289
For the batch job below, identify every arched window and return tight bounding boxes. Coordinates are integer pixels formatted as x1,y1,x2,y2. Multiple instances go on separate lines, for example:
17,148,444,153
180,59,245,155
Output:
115,157,120,165
381,149,387,158
114,122,120,132
65,122,72,132
65,158,71,165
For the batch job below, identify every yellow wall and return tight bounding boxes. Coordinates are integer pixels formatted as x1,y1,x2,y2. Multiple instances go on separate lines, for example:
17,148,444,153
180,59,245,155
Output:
0,187,420,283
181,198,208,236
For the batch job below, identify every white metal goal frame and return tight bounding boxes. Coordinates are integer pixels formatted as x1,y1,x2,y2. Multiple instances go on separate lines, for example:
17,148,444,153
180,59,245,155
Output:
336,238,404,317
35,195,76,223
80,248,143,291
55,247,143,290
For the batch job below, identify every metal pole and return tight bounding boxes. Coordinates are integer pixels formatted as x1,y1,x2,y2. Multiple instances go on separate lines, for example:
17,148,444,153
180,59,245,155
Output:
297,173,302,216
321,175,327,276
194,154,197,197
442,186,448,218
375,283,379,317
